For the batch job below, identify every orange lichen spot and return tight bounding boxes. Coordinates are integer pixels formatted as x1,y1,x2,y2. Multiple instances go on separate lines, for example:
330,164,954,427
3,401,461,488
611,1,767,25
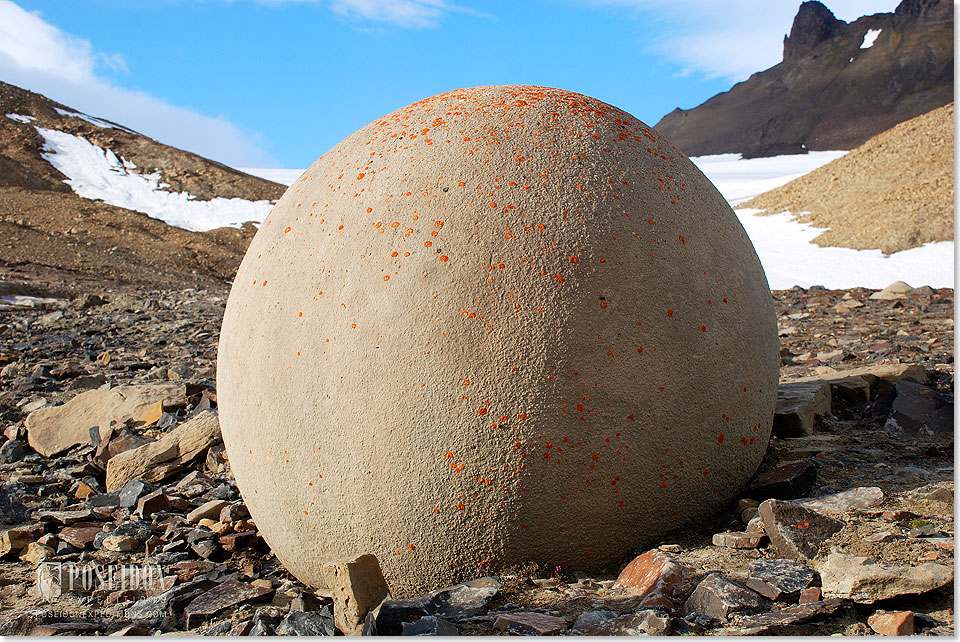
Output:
425,241,433,247
679,235,686,244
433,507,440,514
434,220,444,228
667,309,674,317
262,281,268,287
298,312,303,317
357,172,365,179
489,202,497,208
383,275,390,281
723,297,728,303
409,543,416,550
284,226,292,233
391,251,399,257
338,225,343,230
351,323,357,328
518,413,527,420
303,510,309,515
569,255,578,263
637,346,644,353
366,207,373,213
462,379,471,385
457,503,466,510
717,433,725,443
439,255,449,262
478,408,487,415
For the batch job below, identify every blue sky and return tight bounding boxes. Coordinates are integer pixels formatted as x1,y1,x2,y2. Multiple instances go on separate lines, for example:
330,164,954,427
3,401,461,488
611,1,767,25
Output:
1,0,900,168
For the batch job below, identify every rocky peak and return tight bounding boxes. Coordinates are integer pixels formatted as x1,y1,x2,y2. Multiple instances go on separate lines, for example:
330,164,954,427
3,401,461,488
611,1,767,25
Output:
895,0,953,20
783,1,845,62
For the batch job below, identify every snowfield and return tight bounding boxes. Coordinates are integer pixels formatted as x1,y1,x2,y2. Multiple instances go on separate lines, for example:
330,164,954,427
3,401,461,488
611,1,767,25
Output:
27,120,953,290
34,126,274,233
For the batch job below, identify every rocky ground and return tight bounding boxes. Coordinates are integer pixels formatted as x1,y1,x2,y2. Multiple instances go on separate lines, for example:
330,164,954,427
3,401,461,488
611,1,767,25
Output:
0,277,953,636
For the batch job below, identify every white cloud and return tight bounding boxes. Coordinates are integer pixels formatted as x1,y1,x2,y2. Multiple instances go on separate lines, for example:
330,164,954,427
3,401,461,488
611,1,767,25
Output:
582,0,903,82
329,0,450,27
0,0,276,167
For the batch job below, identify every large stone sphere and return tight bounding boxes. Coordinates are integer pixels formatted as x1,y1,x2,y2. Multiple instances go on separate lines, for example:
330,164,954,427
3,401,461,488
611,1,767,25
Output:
217,85,779,597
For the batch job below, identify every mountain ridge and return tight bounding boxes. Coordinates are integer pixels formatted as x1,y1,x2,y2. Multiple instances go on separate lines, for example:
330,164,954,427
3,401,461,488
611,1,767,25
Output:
654,0,953,158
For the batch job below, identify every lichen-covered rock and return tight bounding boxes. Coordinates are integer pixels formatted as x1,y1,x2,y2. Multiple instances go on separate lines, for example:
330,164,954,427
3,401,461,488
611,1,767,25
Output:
217,85,779,596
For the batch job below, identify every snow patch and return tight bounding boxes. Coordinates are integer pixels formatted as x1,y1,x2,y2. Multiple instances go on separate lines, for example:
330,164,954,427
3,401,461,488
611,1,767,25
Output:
54,107,134,133
860,28,881,49
36,127,274,233
735,208,953,290
690,151,847,204
6,113,36,123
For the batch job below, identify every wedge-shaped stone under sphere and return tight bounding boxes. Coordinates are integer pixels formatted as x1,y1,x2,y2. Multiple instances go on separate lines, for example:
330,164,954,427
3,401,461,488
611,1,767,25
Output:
217,85,779,596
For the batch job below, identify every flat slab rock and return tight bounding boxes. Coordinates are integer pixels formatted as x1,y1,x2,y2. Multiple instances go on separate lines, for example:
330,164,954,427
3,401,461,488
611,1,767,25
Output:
758,499,844,561
796,487,884,514
376,577,501,635
493,612,568,635
574,609,671,636
746,559,818,601
183,579,272,627
816,552,953,604
719,599,848,635
25,383,185,457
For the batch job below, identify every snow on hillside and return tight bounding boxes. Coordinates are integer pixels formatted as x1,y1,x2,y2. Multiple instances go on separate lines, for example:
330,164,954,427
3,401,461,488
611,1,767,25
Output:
25,120,274,233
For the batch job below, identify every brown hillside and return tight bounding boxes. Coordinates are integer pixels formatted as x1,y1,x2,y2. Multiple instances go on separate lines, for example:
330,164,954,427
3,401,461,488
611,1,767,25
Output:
0,81,285,291
739,103,954,253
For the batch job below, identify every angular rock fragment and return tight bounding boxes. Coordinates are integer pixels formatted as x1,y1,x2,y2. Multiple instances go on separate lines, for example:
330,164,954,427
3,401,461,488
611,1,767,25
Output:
887,379,953,436
401,615,459,636
493,612,567,635
106,411,221,491
19,542,55,564
183,579,272,628
276,607,335,636
613,549,694,609
868,610,914,636
376,577,500,636
758,499,843,560
817,552,953,603
712,531,764,549
135,489,169,517
1,527,34,557
774,381,831,437
745,559,818,601
25,383,185,457
37,509,93,525
747,460,818,501
187,499,231,523
719,598,847,635
796,487,883,513
57,523,104,549
682,573,769,620
321,553,390,635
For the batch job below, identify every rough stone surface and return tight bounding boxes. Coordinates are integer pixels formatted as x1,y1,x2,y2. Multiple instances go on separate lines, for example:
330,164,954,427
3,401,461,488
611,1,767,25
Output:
320,553,390,635
797,487,884,513
376,577,500,635
24,383,185,457
105,411,221,491
720,598,848,635
182,579,271,628
713,531,764,549
187,500,231,523
682,573,770,620
401,615,459,636
493,612,567,635
774,381,831,437
747,460,818,501
745,558,818,601
275,606,335,636
1,527,34,556
758,499,844,560
868,610,915,636
217,85,780,596
816,552,953,603
613,549,694,610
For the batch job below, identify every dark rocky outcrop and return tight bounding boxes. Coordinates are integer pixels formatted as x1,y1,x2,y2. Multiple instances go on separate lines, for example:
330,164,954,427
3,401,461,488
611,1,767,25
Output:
654,0,953,157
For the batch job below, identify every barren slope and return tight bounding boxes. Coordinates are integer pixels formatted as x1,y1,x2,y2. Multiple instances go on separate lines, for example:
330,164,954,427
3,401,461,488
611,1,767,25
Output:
739,103,954,253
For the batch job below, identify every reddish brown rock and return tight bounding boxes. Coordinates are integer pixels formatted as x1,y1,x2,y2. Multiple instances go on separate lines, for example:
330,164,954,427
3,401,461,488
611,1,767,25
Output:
493,612,568,635
868,610,914,636
747,460,818,501
614,549,694,610
57,523,104,549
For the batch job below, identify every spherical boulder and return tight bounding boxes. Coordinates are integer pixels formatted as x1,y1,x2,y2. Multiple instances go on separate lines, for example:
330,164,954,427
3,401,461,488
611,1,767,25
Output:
217,85,779,597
